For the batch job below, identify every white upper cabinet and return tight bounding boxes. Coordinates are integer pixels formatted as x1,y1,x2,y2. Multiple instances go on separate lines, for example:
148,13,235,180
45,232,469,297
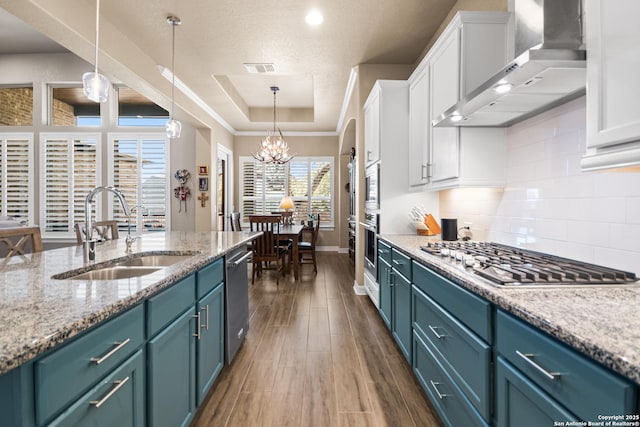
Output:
364,89,381,167
408,63,430,186
582,0,640,170
408,11,510,190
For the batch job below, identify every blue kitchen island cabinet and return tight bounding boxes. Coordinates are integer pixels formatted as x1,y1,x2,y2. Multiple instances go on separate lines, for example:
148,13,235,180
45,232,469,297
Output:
148,308,197,427
195,259,225,405
0,256,229,427
147,259,225,427
48,350,146,427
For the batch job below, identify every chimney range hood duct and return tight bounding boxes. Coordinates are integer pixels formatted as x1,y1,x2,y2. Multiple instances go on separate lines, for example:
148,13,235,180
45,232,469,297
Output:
434,0,585,128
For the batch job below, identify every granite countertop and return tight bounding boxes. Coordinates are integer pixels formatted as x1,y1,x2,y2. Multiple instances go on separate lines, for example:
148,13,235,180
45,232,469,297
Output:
379,234,640,385
0,231,259,376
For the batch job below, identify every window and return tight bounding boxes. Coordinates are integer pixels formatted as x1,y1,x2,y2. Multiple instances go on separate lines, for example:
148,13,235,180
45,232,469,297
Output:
0,86,33,126
109,134,169,232
0,133,34,224
239,156,334,227
40,133,101,237
117,87,169,127
49,85,101,126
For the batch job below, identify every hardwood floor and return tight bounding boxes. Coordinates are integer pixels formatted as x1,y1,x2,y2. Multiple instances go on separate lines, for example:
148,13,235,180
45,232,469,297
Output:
191,253,443,427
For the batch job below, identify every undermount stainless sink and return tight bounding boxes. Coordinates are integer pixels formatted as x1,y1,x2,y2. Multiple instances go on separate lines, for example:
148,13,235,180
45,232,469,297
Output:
52,251,200,280
114,255,193,267
66,266,162,280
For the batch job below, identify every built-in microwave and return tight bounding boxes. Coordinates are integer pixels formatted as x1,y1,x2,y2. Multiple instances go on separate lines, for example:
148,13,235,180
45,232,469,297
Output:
365,162,380,211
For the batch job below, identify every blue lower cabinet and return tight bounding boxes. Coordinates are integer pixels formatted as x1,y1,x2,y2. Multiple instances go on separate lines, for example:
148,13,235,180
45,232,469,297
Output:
412,285,491,421
148,308,197,427
391,269,412,363
495,356,578,427
378,257,392,329
196,283,225,405
413,331,488,427
48,350,145,427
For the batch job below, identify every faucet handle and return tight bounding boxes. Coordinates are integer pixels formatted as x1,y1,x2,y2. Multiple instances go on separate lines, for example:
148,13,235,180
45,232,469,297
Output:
125,234,136,253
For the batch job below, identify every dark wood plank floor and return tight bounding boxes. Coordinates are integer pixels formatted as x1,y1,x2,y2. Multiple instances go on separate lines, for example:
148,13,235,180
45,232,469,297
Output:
191,253,443,427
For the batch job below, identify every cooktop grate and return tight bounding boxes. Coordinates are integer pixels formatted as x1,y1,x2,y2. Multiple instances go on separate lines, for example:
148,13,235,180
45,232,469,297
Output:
420,241,637,287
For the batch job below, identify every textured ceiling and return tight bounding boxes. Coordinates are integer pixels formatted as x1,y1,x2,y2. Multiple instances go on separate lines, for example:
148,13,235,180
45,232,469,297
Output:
0,0,461,132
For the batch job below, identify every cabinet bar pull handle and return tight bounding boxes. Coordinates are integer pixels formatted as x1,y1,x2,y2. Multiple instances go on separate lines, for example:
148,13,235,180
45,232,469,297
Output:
379,249,390,254
90,338,131,365
90,376,130,408
515,350,560,381
232,251,252,266
193,312,202,340
421,164,428,180
392,259,404,266
202,305,209,331
429,380,449,399
428,325,447,339
389,270,395,286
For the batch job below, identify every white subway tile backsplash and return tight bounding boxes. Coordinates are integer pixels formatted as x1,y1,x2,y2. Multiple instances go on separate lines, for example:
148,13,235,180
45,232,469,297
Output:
440,96,640,274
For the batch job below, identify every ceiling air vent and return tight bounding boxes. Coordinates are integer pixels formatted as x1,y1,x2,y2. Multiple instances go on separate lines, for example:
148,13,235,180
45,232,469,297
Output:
243,63,276,73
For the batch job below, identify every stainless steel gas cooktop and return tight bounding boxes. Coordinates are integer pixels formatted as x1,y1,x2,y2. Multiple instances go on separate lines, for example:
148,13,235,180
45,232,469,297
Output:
420,241,638,288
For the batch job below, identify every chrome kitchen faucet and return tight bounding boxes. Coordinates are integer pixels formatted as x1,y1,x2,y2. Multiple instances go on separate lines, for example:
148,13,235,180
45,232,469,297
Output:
83,186,131,261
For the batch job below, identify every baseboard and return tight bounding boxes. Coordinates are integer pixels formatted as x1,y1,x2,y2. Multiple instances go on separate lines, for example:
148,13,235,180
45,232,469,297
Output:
353,280,367,295
337,247,348,254
316,246,339,252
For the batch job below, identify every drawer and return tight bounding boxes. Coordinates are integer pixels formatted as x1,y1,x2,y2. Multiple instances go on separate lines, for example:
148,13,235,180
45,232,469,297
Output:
196,258,224,299
412,261,491,342
377,240,392,264
413,332,489,427
495,356,578,427
147,274,196,337
496,310,637,421
391,248,411,281
412,285,491,421
48,349,145,427
35,304,144,425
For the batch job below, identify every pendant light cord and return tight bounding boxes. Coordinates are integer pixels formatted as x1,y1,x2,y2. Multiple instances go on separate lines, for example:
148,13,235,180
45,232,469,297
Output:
171,20,176,119
94,0,100,72
273,88,277,133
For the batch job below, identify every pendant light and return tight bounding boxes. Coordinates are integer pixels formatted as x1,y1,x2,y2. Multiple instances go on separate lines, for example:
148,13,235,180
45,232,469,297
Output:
82,0,110,103
253,86,293,164
166,15,182,140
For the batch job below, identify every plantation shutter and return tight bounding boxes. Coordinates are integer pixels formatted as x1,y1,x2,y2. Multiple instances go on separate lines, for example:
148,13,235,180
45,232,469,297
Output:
110,134,168,232
41,133,100,236
0,133,33,224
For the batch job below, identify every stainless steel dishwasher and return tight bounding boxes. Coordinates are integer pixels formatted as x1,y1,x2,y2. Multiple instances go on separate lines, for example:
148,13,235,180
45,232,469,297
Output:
225,246,251,363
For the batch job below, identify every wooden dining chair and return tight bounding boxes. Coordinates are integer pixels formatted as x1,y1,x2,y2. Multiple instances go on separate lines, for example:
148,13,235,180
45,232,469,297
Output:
74,220,119,245
248,215,289,285
299,214,320,273
0,226,43,258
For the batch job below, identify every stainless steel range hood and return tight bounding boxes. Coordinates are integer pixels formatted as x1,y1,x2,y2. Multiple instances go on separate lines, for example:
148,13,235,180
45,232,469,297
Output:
433,0,585,128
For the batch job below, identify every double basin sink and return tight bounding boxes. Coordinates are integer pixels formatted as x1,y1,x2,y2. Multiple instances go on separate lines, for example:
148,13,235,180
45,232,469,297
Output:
52,252,200,281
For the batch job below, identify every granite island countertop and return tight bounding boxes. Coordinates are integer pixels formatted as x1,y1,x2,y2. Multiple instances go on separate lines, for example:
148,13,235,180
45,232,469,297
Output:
379,234,640,385
0,231,259,376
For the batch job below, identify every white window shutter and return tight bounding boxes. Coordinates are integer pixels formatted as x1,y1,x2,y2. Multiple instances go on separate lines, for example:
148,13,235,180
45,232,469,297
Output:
0,133,34,225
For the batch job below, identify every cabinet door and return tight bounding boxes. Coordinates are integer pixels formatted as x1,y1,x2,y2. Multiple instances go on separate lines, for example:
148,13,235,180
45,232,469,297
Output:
364,91,380,166
148,308,196,427
391,270,412,363
409,66,430,186
495,357,578,427
586,0,640,150
48,350,145,427
196,283,224,405
430,29,460,182
378,257,392,330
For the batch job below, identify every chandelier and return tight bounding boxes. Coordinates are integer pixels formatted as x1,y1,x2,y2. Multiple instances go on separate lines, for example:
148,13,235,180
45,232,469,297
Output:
253,86,293,164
